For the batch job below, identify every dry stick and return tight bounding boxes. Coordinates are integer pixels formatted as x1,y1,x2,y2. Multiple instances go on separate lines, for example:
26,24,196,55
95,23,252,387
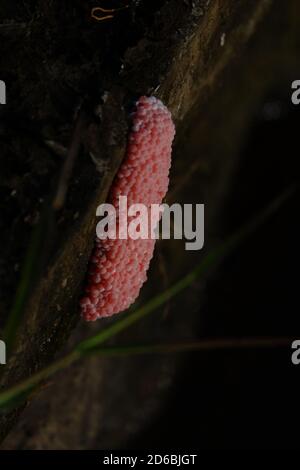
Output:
44,140,68,159
52,110,87,211
167,160,207,204
0,23,27,32
3,110,88,355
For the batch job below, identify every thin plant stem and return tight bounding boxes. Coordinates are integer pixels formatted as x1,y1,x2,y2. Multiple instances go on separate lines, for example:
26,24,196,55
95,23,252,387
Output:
0,336,293,410
0,186,295,410
82,337,293,356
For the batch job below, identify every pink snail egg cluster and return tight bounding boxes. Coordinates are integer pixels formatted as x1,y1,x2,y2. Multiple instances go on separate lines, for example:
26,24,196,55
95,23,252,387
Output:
80,96,175,321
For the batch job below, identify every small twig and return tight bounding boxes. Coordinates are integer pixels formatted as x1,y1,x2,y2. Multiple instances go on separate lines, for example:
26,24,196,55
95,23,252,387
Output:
0,22,27,32
167,160,209,204
52,110,87,211
44,140,67,159
2,112,88,352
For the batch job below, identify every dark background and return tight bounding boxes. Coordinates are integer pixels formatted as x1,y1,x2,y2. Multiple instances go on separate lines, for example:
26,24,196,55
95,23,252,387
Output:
135,94,300,450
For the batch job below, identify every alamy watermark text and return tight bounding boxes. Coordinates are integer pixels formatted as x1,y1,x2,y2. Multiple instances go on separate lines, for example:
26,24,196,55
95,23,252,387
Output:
0,80,6,105
96,197,204,251
0,340,6,365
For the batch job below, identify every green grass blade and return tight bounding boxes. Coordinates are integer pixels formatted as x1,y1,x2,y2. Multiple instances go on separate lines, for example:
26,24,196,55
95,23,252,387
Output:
78,186,295,354
0,350,79,411
4,202,54,355
78,337,293,357
0,186,295,410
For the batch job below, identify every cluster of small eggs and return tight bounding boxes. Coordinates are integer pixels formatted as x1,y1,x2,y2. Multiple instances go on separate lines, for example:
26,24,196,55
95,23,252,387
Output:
80,96,175,321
